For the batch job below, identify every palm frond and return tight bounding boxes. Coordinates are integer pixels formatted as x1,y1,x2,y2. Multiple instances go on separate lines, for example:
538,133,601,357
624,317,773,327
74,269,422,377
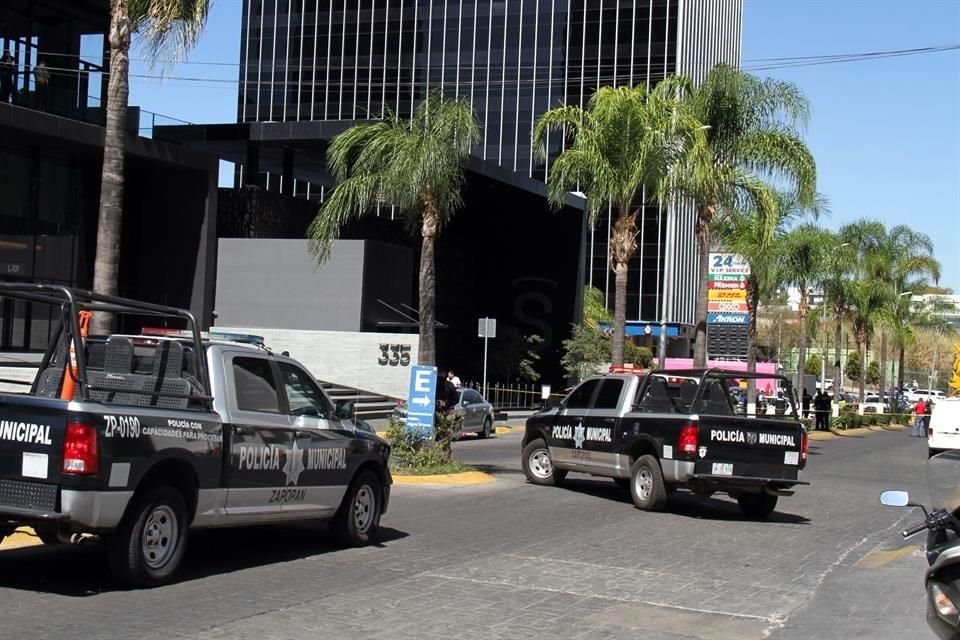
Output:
129,0,211,64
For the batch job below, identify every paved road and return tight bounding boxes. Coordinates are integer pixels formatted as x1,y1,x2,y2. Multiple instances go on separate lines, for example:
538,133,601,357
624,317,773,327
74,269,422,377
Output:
0,427,934,639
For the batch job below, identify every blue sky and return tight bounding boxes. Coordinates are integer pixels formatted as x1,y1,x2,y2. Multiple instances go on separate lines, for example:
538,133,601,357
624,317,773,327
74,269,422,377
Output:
125,0,960,292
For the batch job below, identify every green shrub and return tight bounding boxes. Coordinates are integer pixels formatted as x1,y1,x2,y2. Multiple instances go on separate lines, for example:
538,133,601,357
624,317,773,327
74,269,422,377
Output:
384,412,473,474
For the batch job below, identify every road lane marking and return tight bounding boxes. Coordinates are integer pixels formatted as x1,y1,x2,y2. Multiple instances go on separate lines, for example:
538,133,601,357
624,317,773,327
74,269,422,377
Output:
859,545,920,568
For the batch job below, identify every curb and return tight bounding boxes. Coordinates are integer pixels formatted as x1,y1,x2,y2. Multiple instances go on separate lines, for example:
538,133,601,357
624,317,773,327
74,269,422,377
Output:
392,471,495,486
495,426,525,435
808,424,907,441
0,527,40,550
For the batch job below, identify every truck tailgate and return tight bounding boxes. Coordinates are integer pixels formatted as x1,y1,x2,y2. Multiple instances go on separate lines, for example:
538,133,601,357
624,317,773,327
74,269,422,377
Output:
0,395,68,513
697,417,805,481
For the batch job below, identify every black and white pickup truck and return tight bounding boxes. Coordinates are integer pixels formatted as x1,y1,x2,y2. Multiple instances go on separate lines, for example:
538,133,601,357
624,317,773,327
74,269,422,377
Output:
521,370,808,517
0,285,391,586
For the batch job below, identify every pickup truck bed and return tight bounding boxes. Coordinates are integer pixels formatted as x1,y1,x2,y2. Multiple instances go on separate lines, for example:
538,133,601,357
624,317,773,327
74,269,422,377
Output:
522,370,808,517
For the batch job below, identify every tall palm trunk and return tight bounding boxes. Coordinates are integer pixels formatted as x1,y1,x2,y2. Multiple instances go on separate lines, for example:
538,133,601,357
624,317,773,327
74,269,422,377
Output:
797,288,808,391
745,274,760,411
878,329,887,401
692,207,712,367
418,195,438,366
610,209,638,368
91,0,131,334
833,311,843,396
857,332,867,403
897,345,906,391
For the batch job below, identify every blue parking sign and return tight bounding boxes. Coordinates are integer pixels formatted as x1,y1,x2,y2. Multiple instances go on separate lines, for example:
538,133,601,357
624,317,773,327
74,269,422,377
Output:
406,366,437,438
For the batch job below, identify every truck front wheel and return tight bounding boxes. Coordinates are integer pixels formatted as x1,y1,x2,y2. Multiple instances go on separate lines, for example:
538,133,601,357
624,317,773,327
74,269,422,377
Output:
630,455,668,511
522,439,566,486
737,492,778,518
108,485,189,587
332,470,382,546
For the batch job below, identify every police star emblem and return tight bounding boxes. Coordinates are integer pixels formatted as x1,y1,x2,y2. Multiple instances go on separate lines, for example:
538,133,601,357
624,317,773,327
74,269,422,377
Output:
573,421,586,449
282,440,306,486
698,446,707,459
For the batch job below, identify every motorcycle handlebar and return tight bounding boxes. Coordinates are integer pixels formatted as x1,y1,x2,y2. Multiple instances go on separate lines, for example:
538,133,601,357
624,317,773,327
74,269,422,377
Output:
902,521,929,538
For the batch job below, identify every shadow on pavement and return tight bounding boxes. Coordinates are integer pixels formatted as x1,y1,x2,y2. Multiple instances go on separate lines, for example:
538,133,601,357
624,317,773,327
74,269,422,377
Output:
558,476,811,525
0,524,407,597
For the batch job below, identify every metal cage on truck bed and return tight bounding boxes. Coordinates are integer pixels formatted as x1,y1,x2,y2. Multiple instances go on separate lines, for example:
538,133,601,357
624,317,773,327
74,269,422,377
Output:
0,284,213,409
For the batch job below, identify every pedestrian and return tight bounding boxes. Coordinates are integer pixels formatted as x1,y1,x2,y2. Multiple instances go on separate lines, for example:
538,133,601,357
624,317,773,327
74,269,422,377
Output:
814,390,831,431
802,389,812,420
0,49,16,104
437,370,458,414
447,370,462,389
912,398,927,437
33,60,49,111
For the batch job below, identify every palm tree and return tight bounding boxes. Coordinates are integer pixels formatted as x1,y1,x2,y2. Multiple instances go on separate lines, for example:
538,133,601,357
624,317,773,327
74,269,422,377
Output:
869,226,940,396
844,273,891,403
307,93,481,366
679,64,817,366
820,234,857,395
779,223,832,391
92,0,212,333
532,81,705,366
712,186,783,406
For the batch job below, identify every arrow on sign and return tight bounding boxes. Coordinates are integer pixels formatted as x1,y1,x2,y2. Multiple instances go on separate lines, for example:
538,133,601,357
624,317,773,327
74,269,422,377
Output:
411,396,432,407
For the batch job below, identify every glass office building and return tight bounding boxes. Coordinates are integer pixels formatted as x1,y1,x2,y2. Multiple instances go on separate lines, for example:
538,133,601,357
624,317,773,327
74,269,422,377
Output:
233,0,742,331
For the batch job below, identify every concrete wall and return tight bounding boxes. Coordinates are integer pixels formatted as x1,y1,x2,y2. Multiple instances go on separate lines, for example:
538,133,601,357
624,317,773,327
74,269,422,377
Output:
215,239,365,331
212,326,419,400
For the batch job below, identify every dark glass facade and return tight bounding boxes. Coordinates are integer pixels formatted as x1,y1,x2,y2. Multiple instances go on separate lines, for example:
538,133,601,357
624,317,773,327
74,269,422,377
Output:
236,0,742,326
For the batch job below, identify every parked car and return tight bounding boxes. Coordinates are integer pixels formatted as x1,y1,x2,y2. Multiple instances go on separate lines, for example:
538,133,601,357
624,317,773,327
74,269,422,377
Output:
906,388,947,403
392,388,495,438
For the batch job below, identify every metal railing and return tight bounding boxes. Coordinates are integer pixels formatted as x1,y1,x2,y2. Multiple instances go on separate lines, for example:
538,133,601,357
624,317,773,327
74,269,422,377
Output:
464,380,544,411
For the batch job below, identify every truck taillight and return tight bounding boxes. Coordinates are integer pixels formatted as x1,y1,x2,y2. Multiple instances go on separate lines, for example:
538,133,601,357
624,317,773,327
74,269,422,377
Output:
63,421,98,474
801,430,809,464
678,423,698,455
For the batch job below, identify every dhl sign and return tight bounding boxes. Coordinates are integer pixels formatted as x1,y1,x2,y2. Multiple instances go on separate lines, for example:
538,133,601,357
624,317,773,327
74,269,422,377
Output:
708,289,748,302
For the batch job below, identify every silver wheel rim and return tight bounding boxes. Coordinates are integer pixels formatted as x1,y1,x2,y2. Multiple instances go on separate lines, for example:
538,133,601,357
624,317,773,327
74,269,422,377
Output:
529,449,553,479
635,467,654,501
353,485,375,533
141,505,178,570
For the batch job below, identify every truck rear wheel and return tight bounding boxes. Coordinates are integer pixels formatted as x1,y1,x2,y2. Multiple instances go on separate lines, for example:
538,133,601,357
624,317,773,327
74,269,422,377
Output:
522,439,566,486
630,455,668,511
737,492,778,518
107,485,189,587
332,470,382,546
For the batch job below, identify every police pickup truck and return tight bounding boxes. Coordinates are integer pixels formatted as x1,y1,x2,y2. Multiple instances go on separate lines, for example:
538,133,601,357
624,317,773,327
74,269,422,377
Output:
521,370,808,517
0,285,391,586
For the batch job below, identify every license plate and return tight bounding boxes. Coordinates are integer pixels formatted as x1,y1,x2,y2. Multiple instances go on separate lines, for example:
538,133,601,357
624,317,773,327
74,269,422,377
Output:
784,451,799,466
22,452,48,479
712,462,733,476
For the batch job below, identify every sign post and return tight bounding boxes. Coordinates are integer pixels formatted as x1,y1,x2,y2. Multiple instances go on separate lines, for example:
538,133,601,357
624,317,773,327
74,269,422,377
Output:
405,366,437,439
478,317,497,398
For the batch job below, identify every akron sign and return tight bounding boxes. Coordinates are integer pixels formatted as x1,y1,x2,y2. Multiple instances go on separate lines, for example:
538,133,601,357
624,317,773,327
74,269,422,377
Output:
707,252,750,325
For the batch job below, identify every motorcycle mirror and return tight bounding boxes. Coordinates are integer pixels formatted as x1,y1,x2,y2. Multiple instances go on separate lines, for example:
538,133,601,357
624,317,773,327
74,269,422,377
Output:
880,490,910,507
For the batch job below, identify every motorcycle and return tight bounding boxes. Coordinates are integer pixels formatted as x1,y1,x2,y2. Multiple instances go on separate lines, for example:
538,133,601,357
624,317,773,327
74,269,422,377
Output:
881,449,960,639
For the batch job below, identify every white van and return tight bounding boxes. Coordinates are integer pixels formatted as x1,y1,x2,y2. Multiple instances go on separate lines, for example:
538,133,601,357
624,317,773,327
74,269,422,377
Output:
928,397,960,458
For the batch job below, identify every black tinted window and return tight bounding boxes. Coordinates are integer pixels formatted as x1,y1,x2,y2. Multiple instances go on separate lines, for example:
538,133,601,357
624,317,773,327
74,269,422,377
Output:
566,380,600,409
233,357,280,413
593,380,624,409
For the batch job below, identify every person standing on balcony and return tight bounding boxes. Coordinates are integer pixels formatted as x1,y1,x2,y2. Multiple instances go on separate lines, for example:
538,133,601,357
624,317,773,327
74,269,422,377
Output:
33,60,49,111
0,50,17,104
